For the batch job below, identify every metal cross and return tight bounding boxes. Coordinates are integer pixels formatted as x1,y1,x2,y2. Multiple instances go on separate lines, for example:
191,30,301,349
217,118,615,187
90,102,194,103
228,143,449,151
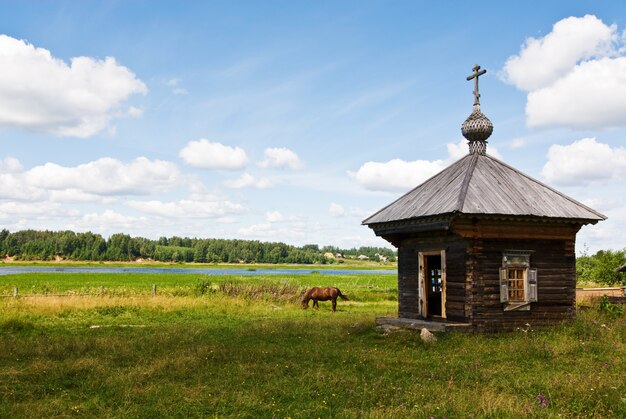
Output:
466,64,487,106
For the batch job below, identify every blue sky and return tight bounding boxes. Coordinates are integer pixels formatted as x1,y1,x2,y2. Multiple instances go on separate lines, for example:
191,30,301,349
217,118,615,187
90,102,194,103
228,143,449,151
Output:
0,1,624,253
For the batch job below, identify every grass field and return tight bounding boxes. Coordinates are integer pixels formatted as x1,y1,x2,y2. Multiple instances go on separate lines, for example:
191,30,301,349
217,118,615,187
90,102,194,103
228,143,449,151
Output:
1,270,625,418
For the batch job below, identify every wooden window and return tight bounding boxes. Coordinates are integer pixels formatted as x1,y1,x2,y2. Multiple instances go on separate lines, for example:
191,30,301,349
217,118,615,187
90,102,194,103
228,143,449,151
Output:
500,251,538,307
508,268,526,302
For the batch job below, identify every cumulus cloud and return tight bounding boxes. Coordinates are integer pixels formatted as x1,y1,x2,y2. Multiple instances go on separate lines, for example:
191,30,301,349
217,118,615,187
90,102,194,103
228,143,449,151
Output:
26,157,181,195
0,156,22,173
223,173,272,189
179,139,248,170
0,171,46,201
500,15,626,130
526,57,626,129
258,147,304,169
541,137,626,186
501,15,616,91
47,189,119,204
349,140,502,192
349,158,445,192
127,197,245,218
0,34,147,137
0,157,181,201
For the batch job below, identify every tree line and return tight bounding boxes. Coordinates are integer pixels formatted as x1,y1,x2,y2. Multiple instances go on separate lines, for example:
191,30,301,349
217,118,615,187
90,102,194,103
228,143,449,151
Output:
0,229,397,264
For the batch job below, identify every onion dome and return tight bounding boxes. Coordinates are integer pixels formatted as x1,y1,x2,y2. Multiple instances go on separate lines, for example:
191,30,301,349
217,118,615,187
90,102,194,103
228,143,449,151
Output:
461,65,492,155
461,105,493,154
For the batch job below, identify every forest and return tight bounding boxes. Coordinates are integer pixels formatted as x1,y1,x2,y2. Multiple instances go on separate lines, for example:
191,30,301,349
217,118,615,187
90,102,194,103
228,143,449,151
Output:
0,229,397,264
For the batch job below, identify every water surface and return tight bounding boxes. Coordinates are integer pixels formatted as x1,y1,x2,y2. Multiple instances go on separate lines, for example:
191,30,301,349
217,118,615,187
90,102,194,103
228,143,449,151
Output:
0,266,396,276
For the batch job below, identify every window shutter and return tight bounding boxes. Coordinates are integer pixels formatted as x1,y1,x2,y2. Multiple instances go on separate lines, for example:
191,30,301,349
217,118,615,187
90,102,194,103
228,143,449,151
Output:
528,268,538,302
499,268,509,303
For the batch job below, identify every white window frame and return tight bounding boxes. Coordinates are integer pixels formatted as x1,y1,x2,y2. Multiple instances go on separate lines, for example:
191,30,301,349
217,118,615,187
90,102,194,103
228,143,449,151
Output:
499,250,537,311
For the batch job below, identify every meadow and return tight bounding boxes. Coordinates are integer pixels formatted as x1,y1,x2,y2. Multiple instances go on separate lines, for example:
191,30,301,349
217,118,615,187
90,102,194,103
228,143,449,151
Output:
1,269,625,418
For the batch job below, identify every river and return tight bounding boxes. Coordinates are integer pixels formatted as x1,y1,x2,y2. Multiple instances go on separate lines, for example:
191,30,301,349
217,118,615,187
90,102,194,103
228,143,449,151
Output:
0,266,396,276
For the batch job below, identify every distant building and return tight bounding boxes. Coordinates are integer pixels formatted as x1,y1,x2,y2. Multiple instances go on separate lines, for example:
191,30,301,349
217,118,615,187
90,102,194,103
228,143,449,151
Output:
357,255,369,260
323,252,335,259
363,65,606,331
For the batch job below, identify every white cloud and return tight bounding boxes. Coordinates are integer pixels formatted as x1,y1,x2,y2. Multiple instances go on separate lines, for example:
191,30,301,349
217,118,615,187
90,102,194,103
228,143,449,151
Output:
526,57,626,129
0,201,78,219
237,222,306,242
329,202,389,219
0,156,22,173
500,15,626,130
125,106,144,118
223,173,272,189
0,173,45,201
127,197,245,218
179,139,248,170
541,138,626,185
350,140,502,192
26,157,181,196
66,210,151,235
349,159,446,192
266,211,284,222
501,15,617,91
258,147,304,169
0,156,181,201
48,189,119,204
0,34,147,138
238,223,272,236
510,138,527,149
328,203,346,217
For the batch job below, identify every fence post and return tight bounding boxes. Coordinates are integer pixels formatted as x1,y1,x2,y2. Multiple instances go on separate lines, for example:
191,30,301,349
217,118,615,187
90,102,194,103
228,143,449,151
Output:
13,287,18,297
152,284,157,297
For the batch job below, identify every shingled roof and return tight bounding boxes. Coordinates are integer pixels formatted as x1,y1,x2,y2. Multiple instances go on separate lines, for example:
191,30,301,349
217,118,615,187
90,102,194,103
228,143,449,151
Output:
364,65,606,229
362,152,606,226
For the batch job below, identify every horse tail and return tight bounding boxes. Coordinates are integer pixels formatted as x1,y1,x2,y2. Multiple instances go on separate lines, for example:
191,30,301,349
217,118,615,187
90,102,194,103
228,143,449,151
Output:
337,289,349,301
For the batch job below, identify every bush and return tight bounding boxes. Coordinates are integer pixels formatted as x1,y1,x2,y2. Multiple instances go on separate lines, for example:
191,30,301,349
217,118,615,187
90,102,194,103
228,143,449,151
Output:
598,295,626,318
577,248,626,286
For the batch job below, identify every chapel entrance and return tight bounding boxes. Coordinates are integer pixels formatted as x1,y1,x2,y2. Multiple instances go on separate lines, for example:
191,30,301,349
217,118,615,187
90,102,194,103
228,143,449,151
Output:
418,251,446,319
426,255,442,317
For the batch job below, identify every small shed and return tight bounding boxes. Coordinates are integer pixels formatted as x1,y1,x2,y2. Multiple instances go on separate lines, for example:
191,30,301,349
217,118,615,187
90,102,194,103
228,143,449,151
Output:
363,65,606,331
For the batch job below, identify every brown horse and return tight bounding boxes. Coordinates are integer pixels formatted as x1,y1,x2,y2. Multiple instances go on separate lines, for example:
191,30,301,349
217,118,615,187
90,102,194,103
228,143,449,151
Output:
301,287,348,312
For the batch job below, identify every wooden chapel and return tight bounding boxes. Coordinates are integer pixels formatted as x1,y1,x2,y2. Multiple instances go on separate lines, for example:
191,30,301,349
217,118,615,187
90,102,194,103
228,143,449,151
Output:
363,65,606,331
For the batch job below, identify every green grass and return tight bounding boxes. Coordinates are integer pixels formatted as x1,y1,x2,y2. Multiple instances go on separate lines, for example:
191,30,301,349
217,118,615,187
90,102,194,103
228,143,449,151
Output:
0,272,396,299
1,272,625,418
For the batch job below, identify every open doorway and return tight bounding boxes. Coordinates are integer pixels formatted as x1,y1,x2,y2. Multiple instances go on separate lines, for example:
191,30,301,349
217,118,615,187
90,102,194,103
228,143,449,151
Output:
418,251,446,319
425,255,442,317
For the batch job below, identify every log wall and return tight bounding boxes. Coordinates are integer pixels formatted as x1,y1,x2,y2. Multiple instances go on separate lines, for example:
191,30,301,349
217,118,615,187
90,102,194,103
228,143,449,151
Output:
388,220,580,331
470,237,577,331
395,232,469,321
